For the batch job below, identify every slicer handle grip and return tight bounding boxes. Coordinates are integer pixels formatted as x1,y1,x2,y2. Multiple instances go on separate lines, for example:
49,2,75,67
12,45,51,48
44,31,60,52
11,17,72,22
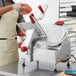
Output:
29,13,35,23
38,5,44,14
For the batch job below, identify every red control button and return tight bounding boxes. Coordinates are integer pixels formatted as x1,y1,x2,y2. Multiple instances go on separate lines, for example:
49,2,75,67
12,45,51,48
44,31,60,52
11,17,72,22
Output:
21,46,28,52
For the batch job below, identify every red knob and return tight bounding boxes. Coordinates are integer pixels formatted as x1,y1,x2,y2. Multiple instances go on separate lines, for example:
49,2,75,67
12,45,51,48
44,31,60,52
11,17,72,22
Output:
18,42,22,48
55,21,64,25
21,46,28,52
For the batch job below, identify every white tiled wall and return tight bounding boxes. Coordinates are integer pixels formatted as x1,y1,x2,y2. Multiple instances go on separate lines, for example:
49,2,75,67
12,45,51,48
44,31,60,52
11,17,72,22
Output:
59,0,76,58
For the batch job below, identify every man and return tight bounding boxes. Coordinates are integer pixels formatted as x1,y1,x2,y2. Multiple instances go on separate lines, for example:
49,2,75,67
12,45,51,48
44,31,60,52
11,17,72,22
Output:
0,0,32,33
0,0,32,66
0,0,32,16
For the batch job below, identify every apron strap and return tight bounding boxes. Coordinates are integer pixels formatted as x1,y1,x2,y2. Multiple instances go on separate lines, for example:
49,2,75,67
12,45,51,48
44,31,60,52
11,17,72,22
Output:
0,37,17,40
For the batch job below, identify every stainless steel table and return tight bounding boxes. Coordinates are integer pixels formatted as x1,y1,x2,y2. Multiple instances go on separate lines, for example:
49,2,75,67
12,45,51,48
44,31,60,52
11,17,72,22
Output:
0,61,59,76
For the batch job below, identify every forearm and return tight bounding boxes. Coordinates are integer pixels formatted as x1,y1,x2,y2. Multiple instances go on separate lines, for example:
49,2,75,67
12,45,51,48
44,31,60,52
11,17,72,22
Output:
0,5,13,16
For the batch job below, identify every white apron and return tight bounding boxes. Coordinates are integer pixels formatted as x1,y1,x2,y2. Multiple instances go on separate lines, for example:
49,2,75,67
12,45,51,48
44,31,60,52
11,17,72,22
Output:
0,10,19,66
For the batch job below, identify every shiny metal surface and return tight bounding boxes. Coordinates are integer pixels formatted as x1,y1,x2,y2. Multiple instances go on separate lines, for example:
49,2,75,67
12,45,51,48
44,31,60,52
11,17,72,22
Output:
0,62,58,76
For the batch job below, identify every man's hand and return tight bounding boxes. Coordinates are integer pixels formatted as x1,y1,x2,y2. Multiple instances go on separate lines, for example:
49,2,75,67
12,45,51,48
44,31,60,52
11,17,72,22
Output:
20,4,32,15
12,3,25,10
13,3,32,15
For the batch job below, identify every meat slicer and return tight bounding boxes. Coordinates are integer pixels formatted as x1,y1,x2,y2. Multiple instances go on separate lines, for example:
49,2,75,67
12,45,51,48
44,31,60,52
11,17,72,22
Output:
17,5,71,71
